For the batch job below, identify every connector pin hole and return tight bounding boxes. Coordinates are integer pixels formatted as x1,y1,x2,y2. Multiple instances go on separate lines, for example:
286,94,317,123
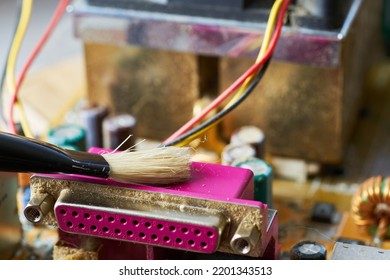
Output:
175,238,183,244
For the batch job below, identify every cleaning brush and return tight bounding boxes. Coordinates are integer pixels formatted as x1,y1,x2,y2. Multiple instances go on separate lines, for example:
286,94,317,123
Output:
0,132,193,185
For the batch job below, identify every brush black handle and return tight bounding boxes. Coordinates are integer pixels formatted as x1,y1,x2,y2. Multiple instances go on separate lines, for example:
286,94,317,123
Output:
0,132,110,178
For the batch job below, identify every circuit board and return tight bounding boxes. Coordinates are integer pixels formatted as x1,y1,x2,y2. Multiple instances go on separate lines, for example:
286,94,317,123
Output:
2,0,390,261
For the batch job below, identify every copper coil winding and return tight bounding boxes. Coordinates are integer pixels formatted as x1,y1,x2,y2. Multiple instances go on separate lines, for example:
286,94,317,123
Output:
351,176,390,244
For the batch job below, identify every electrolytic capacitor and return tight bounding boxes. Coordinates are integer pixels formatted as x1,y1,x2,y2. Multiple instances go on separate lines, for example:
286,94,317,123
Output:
235,158,273,207
290,240,327,260
79,104,109,150
103,113,137,151
230,126,266,159
221,143,256,166
47,124,86,151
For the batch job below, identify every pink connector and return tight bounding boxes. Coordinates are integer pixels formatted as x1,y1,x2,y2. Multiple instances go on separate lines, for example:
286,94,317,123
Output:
32,147,270,257
55,204,220,253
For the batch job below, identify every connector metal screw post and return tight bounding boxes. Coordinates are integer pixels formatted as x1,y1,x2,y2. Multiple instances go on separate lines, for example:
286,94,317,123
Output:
24,194,55,223
230,213,261,255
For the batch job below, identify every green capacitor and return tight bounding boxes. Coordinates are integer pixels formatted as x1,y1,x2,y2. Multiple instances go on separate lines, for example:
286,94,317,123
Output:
47,124,86,151
235,158,273,207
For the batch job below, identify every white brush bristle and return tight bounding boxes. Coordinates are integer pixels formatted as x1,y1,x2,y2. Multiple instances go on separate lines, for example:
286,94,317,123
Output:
102,146,193,185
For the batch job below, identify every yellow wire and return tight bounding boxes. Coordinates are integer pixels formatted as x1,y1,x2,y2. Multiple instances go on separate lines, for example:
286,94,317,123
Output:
173,0,284,147
17,102,33,136
226,0,283,106
6,0,34,138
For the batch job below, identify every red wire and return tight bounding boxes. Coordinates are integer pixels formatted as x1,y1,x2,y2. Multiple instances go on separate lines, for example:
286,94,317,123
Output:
9,0,71,134
163,0,290,144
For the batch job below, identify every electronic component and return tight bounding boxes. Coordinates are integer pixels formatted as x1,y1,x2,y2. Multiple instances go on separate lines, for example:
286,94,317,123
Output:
271,157,309,183
331,242,390,260
290,240,327,260
25,149,278,259
29,166,263,256
102,113,137,150
351,176,390,246
55,189,226,254
231,126,266,159
79,103,109,150
235,158,273,207
221,143,256,166
47,124,86,151
310,202,337,224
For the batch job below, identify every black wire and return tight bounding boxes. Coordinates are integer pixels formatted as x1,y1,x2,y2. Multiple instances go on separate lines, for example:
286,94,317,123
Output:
0,0,23,125
163,57,271,147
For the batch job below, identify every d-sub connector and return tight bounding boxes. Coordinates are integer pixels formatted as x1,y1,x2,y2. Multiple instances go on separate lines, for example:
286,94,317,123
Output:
55,188,228,253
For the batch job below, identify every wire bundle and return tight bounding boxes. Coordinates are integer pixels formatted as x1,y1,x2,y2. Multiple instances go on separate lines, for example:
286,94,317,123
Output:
1,0,70,138
162,0,290,147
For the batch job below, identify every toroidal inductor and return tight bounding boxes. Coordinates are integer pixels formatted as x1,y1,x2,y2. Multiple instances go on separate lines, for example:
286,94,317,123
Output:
351,176,390,245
